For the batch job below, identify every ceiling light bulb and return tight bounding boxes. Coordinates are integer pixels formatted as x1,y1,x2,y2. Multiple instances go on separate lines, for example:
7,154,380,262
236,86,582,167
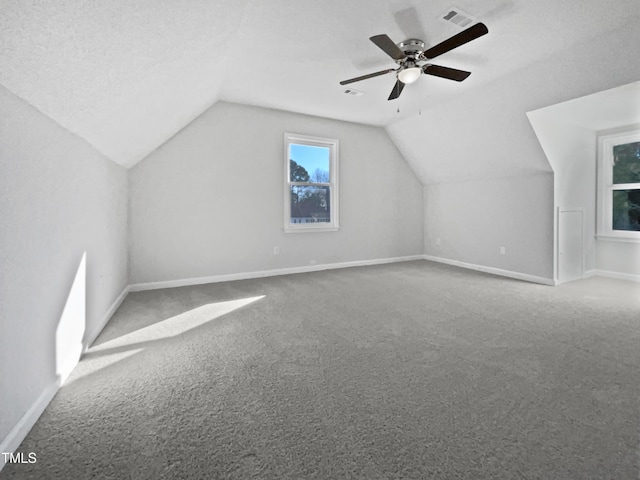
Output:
398,67,421,84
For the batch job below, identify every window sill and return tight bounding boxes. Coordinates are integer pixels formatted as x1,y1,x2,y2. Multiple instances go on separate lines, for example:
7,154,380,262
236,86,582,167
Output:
596,235,640,244
284,226,340,234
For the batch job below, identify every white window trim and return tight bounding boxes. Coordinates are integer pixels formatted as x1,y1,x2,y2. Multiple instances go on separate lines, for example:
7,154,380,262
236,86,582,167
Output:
284,133,339,233
596,130,640,243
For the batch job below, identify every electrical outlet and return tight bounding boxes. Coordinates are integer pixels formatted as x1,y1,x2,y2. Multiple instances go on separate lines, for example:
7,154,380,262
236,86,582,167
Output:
309,259,317,265
274,246,280,255
500,246,506,255
436,238,441,246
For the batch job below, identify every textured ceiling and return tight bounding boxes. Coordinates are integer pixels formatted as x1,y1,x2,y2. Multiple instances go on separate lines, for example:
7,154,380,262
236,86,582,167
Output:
528,81,640,132
1,0,639,169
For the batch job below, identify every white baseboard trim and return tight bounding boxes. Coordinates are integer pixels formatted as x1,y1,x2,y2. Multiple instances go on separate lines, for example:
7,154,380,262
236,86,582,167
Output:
0,284,132,473
589,269,640,283
129,255,426,292
423,255,556,286
0,379,60,473
84,285,131,351
0,252,559,472
583,269,598,279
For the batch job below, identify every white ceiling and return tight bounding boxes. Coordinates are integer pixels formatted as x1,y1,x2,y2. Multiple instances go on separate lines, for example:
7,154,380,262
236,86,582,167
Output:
528,81,640,132
1,0,639,169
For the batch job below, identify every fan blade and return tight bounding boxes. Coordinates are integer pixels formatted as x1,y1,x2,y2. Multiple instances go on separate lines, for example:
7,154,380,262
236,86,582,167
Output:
339,69,395,85
387,80,405,100
422,22,488,59
423,64,471,82
370,34,406,61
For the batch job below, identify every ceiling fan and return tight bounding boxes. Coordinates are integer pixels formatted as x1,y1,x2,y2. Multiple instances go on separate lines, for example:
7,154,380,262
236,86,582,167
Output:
340,22,488,100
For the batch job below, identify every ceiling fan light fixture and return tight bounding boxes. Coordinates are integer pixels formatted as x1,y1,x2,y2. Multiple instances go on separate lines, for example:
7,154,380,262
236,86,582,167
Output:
340,22,488,100
398,66,421,84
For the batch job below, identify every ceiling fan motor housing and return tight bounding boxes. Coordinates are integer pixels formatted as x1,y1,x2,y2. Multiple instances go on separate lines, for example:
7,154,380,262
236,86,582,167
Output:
397,39,426,59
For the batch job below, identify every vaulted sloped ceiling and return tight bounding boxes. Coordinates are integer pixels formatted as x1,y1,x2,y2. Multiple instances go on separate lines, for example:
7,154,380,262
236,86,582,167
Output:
388,13,640,185
0,0,248,166
1,0,639,175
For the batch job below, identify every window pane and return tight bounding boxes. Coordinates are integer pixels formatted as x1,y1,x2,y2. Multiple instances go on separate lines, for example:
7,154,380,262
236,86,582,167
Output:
612,189,640,231
290,186,331,224
289,144,330,183
613,141,640,184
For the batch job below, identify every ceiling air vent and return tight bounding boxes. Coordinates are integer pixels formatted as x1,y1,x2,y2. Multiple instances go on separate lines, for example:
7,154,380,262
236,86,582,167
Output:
440,8,475,28
344,88,364,96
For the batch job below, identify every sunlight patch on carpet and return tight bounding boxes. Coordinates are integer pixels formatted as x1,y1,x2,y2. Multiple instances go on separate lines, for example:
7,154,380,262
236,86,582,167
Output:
65,295,265,384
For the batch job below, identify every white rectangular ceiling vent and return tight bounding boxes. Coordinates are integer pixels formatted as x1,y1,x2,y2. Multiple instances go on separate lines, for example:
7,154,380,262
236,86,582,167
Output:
344,88,364,96
440,7,475,28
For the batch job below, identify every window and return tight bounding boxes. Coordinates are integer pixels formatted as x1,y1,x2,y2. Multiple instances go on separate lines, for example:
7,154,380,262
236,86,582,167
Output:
597,130,640,241
284,133,339,233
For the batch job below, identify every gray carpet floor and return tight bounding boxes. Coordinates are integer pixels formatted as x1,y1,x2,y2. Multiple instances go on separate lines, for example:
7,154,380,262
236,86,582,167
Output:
3,260,640,479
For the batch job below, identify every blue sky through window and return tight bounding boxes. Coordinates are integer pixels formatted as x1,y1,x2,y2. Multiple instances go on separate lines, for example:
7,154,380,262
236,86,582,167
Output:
290,144,330,179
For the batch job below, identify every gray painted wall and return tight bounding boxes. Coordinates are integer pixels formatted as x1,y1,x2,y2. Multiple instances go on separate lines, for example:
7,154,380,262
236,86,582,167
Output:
0,86,128,448
129,102,424,284
424,174,554,279
389,16,640,281
527,116,597,281
528,99,640,282
551,124,597,277
597,241,640,277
